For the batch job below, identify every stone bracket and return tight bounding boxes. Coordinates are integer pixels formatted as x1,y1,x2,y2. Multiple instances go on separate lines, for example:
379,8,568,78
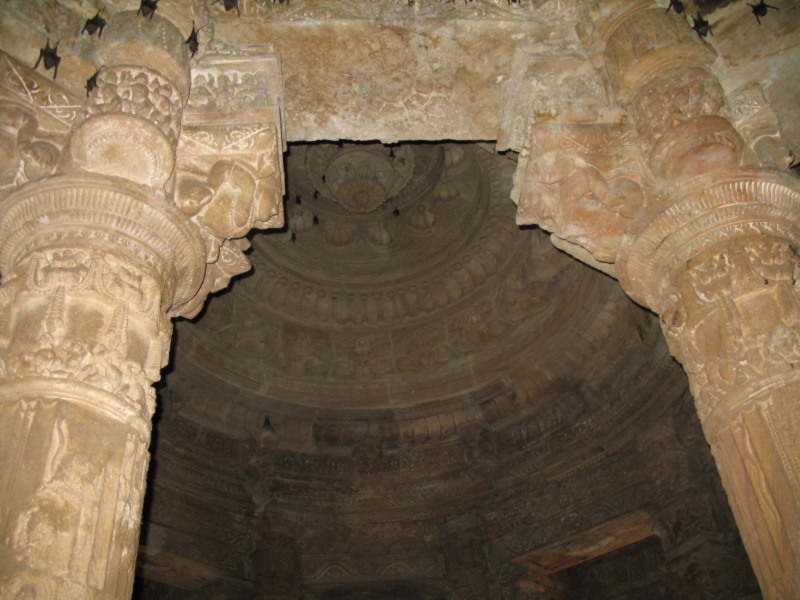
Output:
512,122,651,266
172,46,287,319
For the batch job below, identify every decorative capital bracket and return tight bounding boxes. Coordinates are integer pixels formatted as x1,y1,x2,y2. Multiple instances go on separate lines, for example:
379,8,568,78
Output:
171,45,286,319
511,122,652,271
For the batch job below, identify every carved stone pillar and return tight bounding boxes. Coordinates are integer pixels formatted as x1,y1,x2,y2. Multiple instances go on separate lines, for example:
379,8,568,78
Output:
0,173,202,600
617,172,800,599
605,10,800,599
0,17,284,600
512,5,800,598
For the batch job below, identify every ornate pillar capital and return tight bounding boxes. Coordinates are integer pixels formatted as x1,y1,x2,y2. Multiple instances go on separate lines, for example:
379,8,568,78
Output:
617,170,800,311
0,172,207,315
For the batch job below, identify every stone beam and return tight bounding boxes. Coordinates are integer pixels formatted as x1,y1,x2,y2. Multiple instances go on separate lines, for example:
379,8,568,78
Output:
513,510,656,575
211,2,569,143
136,546,230,591
514,510,656,595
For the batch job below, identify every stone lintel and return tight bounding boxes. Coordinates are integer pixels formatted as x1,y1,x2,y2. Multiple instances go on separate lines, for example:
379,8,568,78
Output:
213,17,558,143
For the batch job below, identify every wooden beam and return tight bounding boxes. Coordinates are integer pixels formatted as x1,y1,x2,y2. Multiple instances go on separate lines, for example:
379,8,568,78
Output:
136,545,231,591
513,510,656,576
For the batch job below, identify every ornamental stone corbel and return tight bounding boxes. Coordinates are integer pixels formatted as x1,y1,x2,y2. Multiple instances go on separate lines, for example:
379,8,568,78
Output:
172,44,286,318
512,122,650,269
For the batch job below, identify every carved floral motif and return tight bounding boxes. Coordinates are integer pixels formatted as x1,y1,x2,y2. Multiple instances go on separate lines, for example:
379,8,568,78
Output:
305,144,415,213
84,66,183,147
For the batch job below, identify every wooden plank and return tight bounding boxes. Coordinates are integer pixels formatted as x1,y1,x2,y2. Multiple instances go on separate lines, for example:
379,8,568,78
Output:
513,510,656,575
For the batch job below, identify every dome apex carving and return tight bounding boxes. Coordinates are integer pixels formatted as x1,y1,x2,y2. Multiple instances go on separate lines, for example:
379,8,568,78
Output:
305,143,415,213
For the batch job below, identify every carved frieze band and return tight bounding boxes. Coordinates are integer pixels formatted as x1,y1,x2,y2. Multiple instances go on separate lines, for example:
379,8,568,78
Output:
658,238,800,431
84,65,184,148
0,247,165,420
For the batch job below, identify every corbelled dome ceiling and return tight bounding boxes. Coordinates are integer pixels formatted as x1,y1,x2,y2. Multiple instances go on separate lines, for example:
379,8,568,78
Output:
177,143,595,409
137,142,759,600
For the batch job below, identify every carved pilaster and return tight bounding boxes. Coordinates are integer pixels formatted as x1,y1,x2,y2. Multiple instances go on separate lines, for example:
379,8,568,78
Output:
443,515,491,600
254,527,303,600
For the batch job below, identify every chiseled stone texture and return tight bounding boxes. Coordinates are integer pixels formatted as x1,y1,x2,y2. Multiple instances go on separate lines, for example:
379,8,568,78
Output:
213,18,551,143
